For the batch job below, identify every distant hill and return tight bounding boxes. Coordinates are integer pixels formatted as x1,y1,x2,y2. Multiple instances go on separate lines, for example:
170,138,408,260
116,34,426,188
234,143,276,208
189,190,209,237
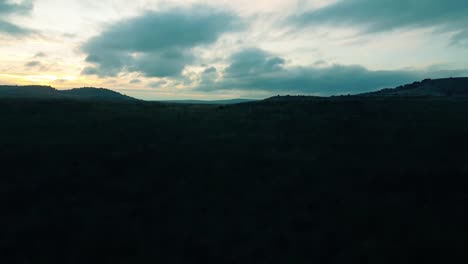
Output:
163,98,256,105
262,78,468,101
264,95,323,102
0,85,137,101
359,77,468,97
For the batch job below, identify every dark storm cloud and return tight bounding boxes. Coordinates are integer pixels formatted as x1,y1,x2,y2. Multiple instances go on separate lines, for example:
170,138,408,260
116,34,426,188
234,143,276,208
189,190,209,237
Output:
199,48,467,95
291,0,468,43
0,0,33,35
82,5,242,78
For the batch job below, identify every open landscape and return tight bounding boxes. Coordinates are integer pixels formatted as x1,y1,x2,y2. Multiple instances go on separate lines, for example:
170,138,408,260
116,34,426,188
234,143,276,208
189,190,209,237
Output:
2,79,468,263
2,0,468,263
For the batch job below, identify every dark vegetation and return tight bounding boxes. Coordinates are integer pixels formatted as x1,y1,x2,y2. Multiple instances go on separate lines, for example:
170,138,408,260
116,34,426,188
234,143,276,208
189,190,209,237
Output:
360,77,468,97
164,98,256,105
0,85,136,101
2,81,468,263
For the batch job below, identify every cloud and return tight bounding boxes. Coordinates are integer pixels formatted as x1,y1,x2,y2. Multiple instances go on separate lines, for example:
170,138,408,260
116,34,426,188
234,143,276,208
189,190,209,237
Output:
203,66,217,74
24,60,42,68
452,29,468,46
82,5,242,78
198,48,468,95
132,49,194,78
291,0,468,43
130,79,141,84
0,0,32,15
0,20,32,35
0,0,34,35
198,66,219,87
224,48,285,77
149,80,168,88
34,52,47,58
81,67,99,75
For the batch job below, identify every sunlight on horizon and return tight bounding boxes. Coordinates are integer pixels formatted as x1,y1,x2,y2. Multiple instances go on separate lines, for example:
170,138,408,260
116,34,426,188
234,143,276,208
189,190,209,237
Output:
1,0,467,99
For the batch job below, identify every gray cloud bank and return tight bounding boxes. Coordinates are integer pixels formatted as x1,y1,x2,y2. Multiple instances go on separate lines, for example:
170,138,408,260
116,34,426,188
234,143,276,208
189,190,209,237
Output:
82,5,242,78
198,48,468,95
291,0,468,45
0,0,33,35
78,1,468,95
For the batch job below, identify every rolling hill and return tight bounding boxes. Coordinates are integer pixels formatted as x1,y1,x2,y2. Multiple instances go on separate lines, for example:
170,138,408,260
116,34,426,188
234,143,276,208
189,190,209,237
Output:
262,78,468,102
3,77,468,104
360,77,468,97
0,85,137,101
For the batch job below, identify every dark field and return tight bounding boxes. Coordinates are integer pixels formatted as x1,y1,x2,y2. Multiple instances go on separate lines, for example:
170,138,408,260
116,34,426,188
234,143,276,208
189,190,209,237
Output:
1,97,468,263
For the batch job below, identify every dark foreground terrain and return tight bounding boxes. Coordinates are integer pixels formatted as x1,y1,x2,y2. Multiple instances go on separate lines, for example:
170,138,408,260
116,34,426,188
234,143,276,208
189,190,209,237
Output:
2,97,468,263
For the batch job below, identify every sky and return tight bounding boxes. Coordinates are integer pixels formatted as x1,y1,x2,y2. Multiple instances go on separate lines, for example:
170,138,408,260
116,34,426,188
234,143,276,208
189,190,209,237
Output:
1,0,468,100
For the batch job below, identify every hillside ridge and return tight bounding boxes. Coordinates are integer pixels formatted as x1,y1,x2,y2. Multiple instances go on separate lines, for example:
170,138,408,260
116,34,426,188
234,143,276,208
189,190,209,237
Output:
359,77,468,97
0,85,137,101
